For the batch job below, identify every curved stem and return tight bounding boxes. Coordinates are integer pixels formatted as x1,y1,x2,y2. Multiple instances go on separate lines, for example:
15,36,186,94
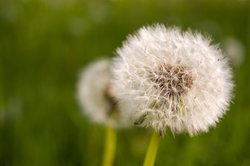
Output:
143,132,161,166
102,127,117,166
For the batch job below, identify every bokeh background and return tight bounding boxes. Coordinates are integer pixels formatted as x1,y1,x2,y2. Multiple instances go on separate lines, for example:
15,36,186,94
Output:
1,0,250,165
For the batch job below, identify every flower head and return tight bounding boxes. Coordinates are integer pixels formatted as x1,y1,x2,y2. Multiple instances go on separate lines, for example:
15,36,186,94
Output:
112,24,234,136
77,59,130,128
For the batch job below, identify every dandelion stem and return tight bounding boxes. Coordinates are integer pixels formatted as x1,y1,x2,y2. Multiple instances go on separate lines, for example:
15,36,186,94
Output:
143,132,161,166
102,127,117,166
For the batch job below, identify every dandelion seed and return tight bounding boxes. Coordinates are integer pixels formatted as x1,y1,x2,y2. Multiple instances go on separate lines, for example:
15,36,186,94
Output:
112,24,234,136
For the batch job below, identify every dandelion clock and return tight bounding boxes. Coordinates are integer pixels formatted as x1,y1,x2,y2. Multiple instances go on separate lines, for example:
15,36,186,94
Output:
77,59,130,127
111,24,234,166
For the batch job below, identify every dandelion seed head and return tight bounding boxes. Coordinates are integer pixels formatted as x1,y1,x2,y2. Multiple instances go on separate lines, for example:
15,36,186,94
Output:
77,59,130,128
112,24,234,136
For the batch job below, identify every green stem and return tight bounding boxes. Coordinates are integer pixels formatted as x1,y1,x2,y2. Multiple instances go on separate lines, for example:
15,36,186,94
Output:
143,132,161,166
102,127,117,166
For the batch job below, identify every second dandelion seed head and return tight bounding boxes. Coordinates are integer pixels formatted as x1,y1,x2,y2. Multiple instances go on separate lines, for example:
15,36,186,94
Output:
77,59,130,128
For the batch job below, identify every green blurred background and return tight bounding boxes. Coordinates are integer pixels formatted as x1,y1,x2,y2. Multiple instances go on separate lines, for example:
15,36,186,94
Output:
1,0,250,165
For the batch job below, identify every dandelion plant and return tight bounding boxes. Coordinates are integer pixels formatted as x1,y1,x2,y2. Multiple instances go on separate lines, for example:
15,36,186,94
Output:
77,59,130,166
111,24,234,166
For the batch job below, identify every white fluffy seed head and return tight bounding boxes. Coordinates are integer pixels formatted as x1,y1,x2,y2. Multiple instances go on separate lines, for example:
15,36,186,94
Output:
112,24,234,136
77,59,130,128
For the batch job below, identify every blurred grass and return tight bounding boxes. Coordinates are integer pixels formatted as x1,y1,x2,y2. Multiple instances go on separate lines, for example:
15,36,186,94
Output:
0,0,250,165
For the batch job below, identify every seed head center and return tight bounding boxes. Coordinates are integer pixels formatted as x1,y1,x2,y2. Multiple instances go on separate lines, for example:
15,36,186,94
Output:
151,64,193,99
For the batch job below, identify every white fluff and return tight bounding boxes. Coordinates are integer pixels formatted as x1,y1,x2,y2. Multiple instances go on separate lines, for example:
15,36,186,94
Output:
77,59,130,128
112,24,234,136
